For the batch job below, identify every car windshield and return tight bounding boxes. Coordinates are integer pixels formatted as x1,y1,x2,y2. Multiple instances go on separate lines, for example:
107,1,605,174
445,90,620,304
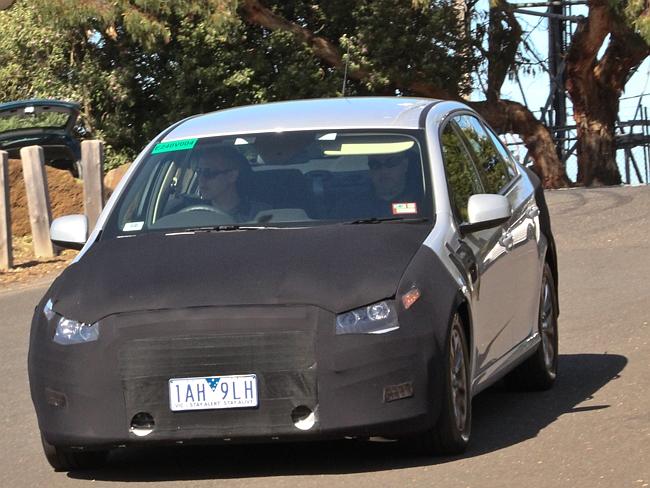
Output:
105,130,431,236
0,106,72,132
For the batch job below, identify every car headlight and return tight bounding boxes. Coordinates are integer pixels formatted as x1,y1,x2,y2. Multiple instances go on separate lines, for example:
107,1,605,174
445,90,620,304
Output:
335,300,399,335
43,299,100,345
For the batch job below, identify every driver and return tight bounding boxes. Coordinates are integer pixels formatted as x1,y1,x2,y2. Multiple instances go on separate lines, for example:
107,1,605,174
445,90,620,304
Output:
194,146,269,221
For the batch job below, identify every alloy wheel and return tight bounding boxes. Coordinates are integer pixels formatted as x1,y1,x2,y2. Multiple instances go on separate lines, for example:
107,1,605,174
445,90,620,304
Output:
450,318,468,435
539,275,556,377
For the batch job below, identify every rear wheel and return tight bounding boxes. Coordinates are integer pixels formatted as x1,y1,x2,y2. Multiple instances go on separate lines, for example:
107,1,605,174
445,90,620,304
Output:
414,312,471,455
41,433,108,471
506,262,558,390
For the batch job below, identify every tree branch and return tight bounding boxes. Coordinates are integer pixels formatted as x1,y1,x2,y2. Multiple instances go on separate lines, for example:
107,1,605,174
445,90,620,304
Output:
565,0,612,99
486,0,522,102
567,0,650,115
596,27,650,93
238,0,453,98
566,0,612,64
239,0,355,72
470,99,569,187
237,0,567,187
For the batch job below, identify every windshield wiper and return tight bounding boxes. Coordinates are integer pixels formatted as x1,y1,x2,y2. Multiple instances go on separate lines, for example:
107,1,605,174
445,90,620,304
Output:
343,217,429,225
167,225,279,235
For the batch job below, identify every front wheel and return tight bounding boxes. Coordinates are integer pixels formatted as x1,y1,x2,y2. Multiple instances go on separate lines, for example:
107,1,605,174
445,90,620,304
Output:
414,312,471,455
506,262,558,390
41,433,108,471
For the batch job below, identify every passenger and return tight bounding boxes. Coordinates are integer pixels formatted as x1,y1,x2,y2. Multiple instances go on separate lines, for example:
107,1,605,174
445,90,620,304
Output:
368,152,411,202
336,151,422,219
194,147,269,221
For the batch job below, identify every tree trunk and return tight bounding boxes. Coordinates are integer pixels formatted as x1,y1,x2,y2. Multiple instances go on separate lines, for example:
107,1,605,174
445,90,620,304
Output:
472,100,571,188
565,1,650,186
454,0,472,97
574,94,620,186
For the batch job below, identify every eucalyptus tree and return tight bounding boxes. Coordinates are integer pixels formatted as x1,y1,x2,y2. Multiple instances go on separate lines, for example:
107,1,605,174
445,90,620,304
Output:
1,0,340,167
4,0,572,185
0,2,159,166
234,0,570,187
565,0,650,186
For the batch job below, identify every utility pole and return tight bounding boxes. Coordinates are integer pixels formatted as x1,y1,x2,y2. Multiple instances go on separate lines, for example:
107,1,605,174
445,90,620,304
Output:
548,1,567,162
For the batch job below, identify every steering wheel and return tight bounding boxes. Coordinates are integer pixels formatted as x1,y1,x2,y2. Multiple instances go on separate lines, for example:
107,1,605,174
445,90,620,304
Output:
177,204,230,217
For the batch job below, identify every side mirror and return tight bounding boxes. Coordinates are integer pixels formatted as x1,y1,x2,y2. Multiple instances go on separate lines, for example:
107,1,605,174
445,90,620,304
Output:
460,194,511,234
50,215,88,250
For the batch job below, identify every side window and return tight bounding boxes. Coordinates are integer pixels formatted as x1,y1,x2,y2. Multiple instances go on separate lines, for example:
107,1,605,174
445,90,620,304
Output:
485,127,519,179
455,115,512,193
441,122,483,222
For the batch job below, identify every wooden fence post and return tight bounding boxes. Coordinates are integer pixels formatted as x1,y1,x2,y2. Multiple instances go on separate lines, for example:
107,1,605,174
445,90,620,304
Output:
81,140,105,231
20,146,54,258
0,151,12,270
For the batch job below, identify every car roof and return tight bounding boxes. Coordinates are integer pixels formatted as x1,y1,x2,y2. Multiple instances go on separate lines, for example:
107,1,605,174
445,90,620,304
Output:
0,99,81,113
162,97,441,142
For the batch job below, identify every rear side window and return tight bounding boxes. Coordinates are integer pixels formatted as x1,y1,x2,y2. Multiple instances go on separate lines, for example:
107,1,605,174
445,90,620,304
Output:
454,115,512,193
440,123,483,222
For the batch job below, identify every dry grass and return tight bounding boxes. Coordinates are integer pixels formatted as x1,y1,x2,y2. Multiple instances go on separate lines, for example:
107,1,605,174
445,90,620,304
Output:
0,235,77,290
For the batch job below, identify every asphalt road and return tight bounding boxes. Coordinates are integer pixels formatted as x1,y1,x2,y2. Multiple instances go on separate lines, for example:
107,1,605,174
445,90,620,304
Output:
1,186,648,488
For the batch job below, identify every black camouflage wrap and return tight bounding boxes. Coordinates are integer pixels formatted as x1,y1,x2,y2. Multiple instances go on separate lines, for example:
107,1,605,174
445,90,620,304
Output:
28,223,463,448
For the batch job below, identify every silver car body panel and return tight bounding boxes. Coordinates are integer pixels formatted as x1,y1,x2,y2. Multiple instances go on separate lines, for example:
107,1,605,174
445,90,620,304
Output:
421,101,547,396
162,97,436,141
78,97,548,396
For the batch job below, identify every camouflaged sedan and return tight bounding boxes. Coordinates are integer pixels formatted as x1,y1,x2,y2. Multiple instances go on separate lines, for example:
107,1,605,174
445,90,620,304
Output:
28,97,559,471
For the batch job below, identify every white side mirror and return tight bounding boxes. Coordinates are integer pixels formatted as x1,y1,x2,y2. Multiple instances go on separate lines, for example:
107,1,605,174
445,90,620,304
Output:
461,194,511,233
50,215,88,250
467,194,511,224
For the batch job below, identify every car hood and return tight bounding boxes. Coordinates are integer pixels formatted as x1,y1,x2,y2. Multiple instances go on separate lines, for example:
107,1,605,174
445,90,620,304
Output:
48,223,432,323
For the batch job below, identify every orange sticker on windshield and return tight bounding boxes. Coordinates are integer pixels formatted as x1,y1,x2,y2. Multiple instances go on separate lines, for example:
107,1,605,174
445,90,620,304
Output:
392,202,418,215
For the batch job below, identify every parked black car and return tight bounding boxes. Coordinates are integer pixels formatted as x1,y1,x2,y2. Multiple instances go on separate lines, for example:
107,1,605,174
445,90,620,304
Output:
0,99,83,177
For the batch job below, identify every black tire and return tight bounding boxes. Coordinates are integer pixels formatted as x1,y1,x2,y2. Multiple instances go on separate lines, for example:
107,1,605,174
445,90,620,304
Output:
41,433,108,471
506,262,558,391
414,312,471,455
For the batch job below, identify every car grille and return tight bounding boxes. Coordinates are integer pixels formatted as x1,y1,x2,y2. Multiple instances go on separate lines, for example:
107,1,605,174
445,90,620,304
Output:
118,314,318,439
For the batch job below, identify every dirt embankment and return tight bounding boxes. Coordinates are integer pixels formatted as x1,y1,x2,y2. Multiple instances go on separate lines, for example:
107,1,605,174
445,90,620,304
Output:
1,160,130,290
8,159,84,236
1,160,84,289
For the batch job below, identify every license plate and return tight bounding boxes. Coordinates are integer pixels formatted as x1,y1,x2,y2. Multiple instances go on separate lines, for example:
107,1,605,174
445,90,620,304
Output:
169,374,258,411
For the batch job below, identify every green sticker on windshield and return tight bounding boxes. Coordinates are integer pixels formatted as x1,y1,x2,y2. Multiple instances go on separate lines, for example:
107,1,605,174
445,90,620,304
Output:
152,138,198,154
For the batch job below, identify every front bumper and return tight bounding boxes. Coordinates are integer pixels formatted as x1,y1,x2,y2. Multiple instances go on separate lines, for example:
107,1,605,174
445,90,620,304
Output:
29,303,444,449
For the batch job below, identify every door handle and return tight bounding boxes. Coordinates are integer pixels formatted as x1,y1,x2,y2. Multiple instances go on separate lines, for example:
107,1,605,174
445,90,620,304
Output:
499,231,514,250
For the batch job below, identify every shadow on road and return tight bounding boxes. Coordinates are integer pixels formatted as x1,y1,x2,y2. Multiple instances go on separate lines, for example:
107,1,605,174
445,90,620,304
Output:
68,353,626,482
